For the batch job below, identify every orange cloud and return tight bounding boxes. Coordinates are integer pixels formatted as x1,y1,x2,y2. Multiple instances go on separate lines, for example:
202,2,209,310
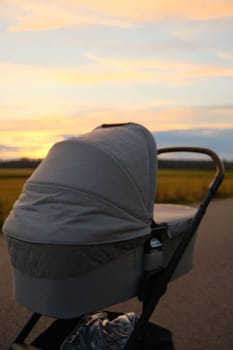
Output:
1,105,232,159
78,0,233,21
1,58,233,89
4,0,233,32
5,0,130,32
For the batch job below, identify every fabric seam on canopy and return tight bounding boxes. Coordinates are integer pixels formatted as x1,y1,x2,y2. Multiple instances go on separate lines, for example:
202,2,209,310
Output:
25,180,150,223
66,138,150,213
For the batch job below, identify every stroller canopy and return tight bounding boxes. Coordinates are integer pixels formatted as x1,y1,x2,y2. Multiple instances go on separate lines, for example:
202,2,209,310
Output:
3,123,157,245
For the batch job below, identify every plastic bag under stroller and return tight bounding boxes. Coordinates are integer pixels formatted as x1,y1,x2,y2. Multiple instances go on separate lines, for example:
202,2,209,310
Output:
60,311,137,350
27,311,174,350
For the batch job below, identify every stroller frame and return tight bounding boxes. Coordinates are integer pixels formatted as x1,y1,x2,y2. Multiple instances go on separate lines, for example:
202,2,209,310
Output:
8,146,224,350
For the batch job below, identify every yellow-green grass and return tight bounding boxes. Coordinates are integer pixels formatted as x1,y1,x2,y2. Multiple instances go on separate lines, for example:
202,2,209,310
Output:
0,168,233,226
155,169,233,203
0,169,34,226
0,168,34,178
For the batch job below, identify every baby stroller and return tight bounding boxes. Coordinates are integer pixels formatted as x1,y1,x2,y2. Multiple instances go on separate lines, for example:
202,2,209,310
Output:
3,123,224,350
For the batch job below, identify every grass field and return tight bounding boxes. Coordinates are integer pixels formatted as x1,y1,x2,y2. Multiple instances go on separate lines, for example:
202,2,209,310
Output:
0,168,232,226
156,169,233,203
0,169,33,227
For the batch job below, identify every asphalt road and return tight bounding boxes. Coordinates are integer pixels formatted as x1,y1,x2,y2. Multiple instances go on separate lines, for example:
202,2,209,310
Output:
1,198,233,350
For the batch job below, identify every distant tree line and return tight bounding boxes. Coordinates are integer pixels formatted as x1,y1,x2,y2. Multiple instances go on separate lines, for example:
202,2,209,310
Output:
158,159,233,170
0,158,42,169
0,157,233,170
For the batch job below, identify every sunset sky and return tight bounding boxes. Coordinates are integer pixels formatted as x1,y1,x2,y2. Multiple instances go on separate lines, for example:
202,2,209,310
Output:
1,0,233,160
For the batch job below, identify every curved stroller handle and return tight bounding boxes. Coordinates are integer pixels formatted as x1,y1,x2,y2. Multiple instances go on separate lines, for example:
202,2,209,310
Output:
157,146,225,197
125,147,225,350
155,147,225,270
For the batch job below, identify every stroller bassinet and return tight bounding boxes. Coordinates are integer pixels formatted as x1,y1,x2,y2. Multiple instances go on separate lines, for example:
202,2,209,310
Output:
3,123,224,349
3,123,196,318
